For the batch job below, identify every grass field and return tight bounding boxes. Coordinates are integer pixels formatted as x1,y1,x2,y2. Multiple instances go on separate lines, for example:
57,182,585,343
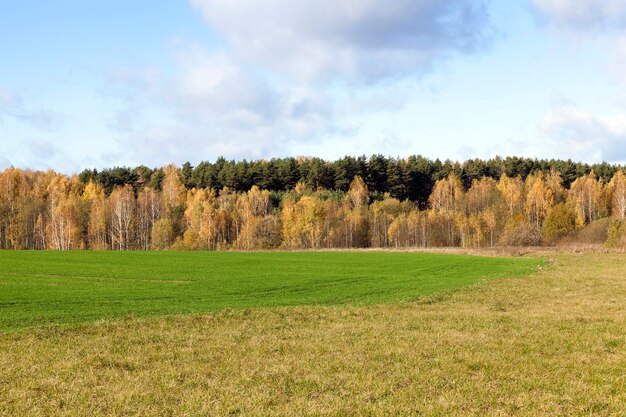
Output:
1,251,624,416
0,250,540,331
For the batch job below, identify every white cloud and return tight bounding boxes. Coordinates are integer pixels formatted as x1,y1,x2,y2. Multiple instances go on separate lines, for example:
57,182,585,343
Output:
100,0,495,166
99,1,496,167
531,1,626,154
191,0,492,83
105,42,346,165
162,46,286,127
540,104,626,162
610,35,626,93
531,0,626,30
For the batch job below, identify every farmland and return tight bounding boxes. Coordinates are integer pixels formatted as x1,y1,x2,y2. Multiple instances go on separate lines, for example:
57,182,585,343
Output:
0,251,624,416
0,251,538,331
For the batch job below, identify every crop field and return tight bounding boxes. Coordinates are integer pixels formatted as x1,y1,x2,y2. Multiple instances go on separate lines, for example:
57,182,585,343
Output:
0,251,539,331
0,251,624,416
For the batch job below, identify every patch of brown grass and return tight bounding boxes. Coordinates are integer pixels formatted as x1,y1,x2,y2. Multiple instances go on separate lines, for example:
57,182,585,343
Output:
0,253,624,416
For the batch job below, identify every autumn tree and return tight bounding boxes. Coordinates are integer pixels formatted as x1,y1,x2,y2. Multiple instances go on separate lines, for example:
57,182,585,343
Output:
0,169,47,249
83,181,108,250
427,174,464,245
109,185,135,250
151,218,174,250
161,164,186,239
0,168,20,248
4,159,626,251
388,212,409,248
215,187,239,248
608,170,626,220
369,197,404,247
179,188,219,250
497,173,523,219
45,173,82,250
480,208,497,247
235,186,272,250
281,195,328,249
456,213,483,248
525,173,554,228
343,176,369,247
543,203,577,242
568,172,606,226
429,174,464,214
464,177,499,216
546,169,566,204
0,168,37,249
425,209,457,247
137,187,162,250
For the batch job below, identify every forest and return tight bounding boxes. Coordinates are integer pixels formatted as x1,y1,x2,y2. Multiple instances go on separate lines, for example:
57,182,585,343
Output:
1,155,626,250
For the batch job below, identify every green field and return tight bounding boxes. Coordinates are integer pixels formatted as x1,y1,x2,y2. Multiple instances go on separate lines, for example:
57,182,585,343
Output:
0,251,541,331
1,251,625,415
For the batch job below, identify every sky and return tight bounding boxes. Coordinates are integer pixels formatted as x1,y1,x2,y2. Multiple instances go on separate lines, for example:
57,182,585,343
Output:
2,0,626,173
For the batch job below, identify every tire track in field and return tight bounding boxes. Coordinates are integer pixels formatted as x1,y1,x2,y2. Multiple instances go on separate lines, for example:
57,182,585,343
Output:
0,272,192,284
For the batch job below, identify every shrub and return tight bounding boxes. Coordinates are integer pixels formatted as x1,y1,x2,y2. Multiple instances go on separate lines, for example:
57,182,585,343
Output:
151,218,174,250
500,215,543,246
254,215,283,249
543,203,576,242
577,218,610,244
606,219,626,247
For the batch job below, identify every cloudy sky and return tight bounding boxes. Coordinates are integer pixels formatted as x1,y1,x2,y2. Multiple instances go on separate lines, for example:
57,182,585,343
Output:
1,0,626,173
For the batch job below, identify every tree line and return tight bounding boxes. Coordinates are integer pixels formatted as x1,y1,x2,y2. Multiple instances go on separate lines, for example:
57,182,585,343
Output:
2,155,626,251
77,156,622,208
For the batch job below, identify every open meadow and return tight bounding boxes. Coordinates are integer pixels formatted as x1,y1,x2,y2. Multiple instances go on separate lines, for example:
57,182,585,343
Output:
6,0,626,414
0,251,624,416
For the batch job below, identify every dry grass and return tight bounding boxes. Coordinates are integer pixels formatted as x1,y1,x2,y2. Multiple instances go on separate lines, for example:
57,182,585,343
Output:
292,244,626,257
1,252,624,416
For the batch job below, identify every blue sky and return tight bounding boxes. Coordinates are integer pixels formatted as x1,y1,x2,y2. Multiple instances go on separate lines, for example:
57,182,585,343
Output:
2,0,626,173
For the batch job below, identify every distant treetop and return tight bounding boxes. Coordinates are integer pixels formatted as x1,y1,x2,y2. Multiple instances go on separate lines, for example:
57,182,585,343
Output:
76,155,622,206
